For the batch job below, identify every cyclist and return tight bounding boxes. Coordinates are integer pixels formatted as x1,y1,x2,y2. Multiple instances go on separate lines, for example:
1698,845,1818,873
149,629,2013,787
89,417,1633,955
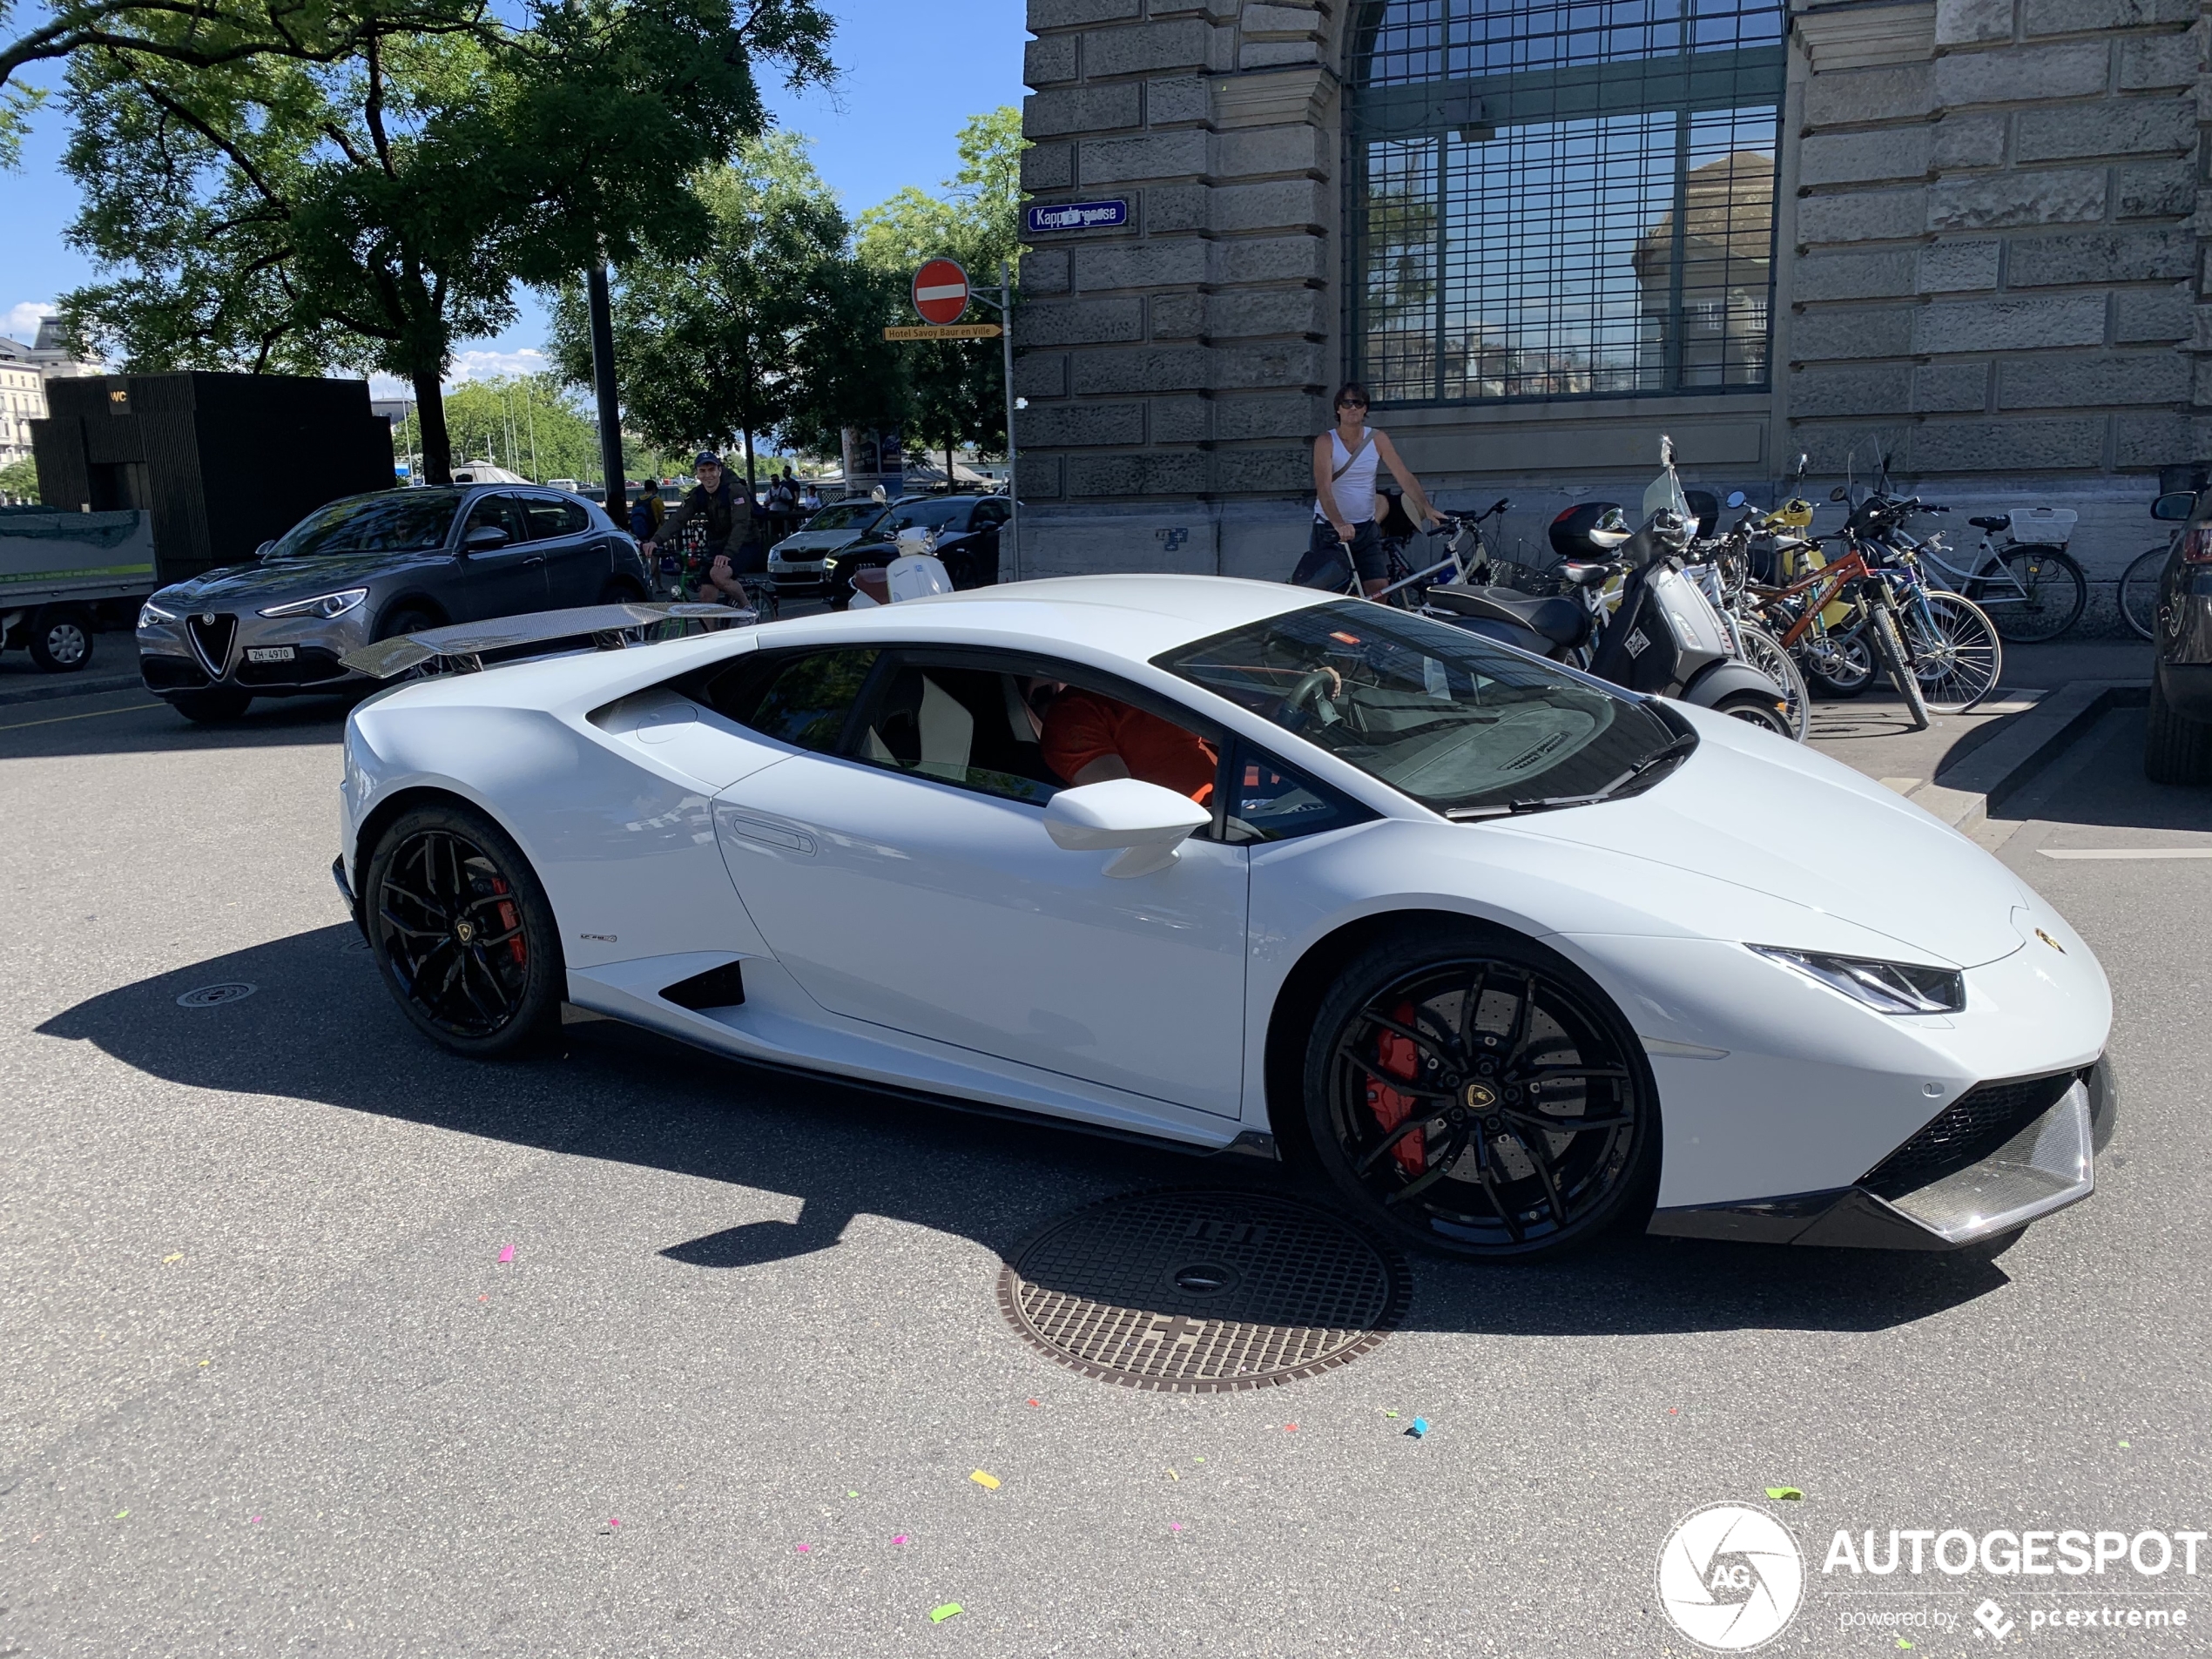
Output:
1293,383,1444,597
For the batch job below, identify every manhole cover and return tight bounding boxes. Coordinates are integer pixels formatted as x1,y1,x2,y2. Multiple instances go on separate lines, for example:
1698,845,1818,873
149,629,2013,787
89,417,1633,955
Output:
995,1188,1410,1393
175,981,257,1008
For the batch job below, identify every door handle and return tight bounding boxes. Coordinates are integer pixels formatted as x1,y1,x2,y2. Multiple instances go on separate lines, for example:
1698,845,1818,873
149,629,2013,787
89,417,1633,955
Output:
523,555,544,567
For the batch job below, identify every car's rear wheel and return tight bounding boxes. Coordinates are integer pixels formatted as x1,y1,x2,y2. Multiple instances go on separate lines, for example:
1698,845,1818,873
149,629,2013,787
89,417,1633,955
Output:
169,688,253,724
1301,925,1657,1261
364,801,563,1058
2144,671,2212,786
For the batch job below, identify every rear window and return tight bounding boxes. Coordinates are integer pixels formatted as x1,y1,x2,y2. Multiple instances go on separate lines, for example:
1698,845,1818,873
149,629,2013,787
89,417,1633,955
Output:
269,490,462,558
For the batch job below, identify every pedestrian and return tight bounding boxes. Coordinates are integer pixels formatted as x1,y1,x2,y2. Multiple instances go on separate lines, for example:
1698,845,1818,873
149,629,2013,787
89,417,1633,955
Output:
800,480,823,516
643,454,749,599
629,479,658,542
1293,382,1441,597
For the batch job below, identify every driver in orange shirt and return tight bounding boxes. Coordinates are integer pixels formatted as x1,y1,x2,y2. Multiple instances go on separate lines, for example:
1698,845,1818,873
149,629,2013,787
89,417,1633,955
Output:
1035,684,1217,805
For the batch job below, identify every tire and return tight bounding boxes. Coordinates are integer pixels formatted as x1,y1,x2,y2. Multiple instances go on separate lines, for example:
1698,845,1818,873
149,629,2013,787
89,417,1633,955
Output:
168,688,253,724
596,577,644,604
1300,923,1658,1261
1736,624,1811,740
1869,603,1930,730
1797,629,1873,699
375,604,439,642
1977,546,2086,644
1901,591,2002,714
2144,671,2212,786
27,604,94,672
826,583,852,611
2120,545,2170,643
363,800,564,1058
1712,689,1794,736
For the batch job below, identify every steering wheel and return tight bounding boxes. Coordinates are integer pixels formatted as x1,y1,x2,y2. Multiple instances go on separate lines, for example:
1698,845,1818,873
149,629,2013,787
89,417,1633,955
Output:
1283,668,1341,719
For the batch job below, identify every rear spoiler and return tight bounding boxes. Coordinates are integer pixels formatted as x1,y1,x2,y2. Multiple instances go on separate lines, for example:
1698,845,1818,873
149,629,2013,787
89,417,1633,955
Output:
338,601,751,681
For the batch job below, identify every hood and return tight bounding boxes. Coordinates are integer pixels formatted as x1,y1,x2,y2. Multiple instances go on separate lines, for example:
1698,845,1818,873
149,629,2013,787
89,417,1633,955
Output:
1503,708,2027,968
772,530,864,556
159,551,428,605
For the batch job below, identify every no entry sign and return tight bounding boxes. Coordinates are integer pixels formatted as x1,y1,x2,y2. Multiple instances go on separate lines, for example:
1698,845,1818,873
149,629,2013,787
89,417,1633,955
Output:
912,259,970,325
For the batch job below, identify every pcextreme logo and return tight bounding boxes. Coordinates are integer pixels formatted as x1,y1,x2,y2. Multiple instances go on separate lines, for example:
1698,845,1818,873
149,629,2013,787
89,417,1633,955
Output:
1657,1503,1806,1651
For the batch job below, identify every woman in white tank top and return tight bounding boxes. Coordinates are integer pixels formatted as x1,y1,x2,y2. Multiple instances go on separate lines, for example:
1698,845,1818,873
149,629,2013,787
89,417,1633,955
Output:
1303,382,1442,597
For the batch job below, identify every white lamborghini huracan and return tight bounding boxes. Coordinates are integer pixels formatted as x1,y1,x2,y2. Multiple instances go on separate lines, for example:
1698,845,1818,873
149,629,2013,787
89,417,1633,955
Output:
334,577,2114,1260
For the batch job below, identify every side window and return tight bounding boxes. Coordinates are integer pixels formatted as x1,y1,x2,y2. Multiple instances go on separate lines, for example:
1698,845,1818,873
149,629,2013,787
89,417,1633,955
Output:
519,494,583,540
1223,740,1371,844
854,659,1062,806
701,649,880,753
462,493,523,545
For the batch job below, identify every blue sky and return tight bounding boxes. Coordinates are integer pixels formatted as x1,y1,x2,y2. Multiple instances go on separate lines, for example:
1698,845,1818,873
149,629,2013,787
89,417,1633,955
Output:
0,0,1028,382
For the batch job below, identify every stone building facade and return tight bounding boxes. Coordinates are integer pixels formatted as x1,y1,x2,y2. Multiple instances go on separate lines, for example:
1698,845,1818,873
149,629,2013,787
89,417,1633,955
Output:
1013,0,2210,618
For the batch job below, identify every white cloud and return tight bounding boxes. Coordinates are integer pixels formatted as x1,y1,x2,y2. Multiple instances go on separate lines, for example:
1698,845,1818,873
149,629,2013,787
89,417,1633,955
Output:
3,300,56,346
367,348,552,401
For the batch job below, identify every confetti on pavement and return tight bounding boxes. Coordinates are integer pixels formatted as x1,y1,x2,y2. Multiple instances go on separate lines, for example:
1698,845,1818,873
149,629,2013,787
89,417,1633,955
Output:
968,1471,1000,1490
1765,1487,1803,1501
892,1534,908,1546
929,1603,963,1624
163,1253,183,1264
498,1245,515,1264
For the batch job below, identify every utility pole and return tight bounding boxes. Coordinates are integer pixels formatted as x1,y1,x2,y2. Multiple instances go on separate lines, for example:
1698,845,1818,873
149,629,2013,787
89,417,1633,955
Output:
586,262,625,512
1000,259,1019,581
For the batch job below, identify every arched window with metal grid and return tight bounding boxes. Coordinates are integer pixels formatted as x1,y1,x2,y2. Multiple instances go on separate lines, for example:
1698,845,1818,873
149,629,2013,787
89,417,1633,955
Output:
1345,0,1786,406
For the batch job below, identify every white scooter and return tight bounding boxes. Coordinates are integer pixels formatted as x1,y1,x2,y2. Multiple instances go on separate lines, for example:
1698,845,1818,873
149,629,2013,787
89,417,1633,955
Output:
846,526,954,608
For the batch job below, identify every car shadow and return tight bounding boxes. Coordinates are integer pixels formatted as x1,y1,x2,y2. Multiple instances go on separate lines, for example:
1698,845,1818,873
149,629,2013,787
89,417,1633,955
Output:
37,923,2020,1339
0,688,354,760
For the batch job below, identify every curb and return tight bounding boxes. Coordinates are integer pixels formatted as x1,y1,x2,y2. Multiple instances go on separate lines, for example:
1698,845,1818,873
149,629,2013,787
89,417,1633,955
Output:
0,671,145,708
1908,679,2150,833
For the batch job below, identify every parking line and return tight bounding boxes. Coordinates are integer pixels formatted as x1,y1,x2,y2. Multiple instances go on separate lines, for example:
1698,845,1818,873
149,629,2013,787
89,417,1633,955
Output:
2038,847,2212,860
0,700,161,732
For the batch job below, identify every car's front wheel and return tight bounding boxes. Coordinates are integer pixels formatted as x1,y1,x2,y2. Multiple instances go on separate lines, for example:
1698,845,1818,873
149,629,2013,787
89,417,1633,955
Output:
364,801,564,1058
1301,925,1657,1261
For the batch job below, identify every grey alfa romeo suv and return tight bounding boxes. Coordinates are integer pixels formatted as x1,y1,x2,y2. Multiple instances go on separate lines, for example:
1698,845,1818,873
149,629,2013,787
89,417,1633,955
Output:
138,485,650,722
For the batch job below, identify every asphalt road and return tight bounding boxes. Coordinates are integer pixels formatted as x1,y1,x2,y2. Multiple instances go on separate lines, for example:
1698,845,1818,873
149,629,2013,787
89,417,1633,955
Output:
2,678,2208,1657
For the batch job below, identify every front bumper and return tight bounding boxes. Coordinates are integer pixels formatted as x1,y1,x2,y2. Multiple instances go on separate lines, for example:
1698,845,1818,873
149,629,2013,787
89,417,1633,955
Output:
140,608,372,698
1649,1058,2113,1250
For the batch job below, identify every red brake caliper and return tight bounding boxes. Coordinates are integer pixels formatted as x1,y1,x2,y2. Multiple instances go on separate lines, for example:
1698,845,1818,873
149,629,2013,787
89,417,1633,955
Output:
489,877,525,967
1364,1000,1427,1176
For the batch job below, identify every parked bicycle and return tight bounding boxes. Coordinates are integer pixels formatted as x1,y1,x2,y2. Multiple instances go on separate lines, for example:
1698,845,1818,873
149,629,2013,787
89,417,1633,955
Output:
1906,507,2084,643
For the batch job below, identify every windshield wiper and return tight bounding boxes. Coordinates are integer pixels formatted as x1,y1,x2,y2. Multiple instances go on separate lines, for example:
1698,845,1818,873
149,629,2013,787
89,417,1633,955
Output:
1445,732,1698,820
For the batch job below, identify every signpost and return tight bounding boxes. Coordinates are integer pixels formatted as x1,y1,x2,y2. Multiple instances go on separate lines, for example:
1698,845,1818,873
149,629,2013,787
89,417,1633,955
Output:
885,257,1022,581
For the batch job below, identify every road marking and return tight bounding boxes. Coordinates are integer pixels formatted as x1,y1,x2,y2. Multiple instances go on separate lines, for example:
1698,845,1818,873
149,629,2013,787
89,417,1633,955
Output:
0,699,160,732
2038,847,2212,860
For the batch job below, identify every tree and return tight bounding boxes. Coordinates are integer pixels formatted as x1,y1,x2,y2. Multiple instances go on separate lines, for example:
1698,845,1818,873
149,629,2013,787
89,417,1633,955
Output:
0,453,38,500
0,0,486,169
54,0,833,482
388,373,604,483
856,105,1024,478
550,132,900,491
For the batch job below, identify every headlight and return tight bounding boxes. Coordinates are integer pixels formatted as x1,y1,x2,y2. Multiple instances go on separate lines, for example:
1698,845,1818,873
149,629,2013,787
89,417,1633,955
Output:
821,557,839,570
1750,946,1965,1015
138,601,178,630
258,588,368,620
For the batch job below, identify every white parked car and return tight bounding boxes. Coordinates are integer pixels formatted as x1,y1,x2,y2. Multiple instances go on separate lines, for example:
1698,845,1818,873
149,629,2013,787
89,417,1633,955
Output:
334,577,2114,1260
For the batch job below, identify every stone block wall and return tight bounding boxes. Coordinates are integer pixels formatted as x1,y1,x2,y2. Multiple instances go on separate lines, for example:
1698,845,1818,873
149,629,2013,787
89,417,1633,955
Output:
1789,0,2208,485
1016,0,1340,568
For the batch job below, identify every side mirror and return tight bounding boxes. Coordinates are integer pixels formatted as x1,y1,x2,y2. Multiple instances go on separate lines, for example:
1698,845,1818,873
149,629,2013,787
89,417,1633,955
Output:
1725,490,1746,509
463,523,510,550
1831,486,1849,502
1042,779,1211,879
2151,490,2199,523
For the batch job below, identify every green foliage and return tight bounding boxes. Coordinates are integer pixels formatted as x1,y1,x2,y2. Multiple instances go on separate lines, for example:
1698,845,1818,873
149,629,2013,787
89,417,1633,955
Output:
856,105,1024,462
551,132,900,482
0,453,39,501
52,0,833,481
388,374,604,483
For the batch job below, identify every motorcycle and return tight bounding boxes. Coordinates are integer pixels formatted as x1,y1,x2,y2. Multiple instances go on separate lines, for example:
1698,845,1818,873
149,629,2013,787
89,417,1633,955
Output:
1414,439,1797,738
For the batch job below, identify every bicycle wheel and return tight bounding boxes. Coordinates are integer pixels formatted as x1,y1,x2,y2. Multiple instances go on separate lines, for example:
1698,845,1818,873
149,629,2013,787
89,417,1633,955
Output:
1796,622,1874,698
2119,544,2170,642
1901,590,2002,713
1868,602,1930,731
1979,546,2085,642
740,577,780,623
1737,624,1811,740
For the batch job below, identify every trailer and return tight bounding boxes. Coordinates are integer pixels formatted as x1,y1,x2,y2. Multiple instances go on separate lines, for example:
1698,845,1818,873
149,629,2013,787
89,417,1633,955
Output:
0,506,157,672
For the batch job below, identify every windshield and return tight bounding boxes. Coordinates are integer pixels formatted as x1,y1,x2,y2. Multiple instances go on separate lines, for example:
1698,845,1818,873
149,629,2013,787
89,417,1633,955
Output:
1157,601,1687,816
885,499,968,531
804,502,883,533
270,490,462,558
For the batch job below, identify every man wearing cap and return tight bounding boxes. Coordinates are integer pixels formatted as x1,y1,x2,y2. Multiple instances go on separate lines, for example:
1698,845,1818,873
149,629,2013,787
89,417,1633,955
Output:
644,453,749,605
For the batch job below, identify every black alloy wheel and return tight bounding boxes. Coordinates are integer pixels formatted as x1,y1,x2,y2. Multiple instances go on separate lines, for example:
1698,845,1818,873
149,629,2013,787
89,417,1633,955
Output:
1302,927,1657,1260
365,802,563,1057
